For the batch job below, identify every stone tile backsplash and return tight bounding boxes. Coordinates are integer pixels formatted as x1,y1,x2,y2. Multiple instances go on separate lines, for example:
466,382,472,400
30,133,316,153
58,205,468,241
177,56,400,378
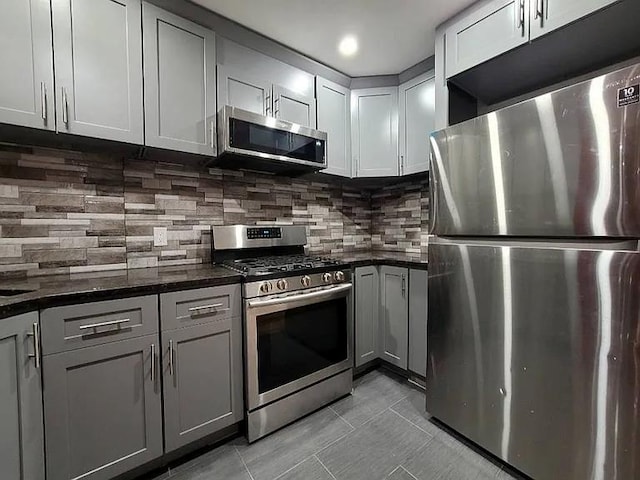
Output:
0,144,427,277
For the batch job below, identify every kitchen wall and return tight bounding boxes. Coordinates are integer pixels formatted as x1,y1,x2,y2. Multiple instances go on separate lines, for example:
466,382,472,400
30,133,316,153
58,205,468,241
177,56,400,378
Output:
0,143,426,277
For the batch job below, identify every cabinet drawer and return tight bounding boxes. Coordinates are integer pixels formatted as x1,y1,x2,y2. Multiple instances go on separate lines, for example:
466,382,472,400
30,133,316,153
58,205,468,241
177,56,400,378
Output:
41,295,158,355
160,285,241,331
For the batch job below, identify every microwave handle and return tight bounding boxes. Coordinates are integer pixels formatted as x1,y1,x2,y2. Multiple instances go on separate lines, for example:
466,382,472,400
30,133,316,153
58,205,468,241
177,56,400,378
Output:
248,283,352,309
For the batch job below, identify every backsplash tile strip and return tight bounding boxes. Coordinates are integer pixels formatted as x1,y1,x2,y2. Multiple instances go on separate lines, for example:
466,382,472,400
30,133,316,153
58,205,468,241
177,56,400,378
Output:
0,144,428,277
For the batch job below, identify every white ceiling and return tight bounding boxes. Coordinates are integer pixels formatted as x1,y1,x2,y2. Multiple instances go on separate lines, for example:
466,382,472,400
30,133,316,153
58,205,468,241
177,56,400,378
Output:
193,0,477,77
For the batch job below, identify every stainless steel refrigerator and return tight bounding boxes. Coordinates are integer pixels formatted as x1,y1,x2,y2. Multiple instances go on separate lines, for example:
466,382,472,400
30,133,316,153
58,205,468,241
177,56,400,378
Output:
427,62,640,480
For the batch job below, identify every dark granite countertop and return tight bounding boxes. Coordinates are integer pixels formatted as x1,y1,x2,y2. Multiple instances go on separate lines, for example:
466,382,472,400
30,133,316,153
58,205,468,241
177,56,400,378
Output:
0,252,426,320
329,251,428,270
0,264,242,320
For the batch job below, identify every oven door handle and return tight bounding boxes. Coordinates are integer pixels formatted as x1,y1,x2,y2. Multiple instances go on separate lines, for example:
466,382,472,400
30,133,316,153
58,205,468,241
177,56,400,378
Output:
247,283,352,309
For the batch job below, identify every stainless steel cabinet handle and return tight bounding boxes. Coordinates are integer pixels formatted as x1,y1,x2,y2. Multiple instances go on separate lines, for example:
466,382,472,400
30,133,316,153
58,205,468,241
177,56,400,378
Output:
61,88,69,126
79,318,130,330
400,155,404,175
40,82,47,121
150,343,156,382
188,303,224,313
169,339,174,376
210,120,215,149
265,94,271,115
535,0,544,21
274,97,279,117
27,322,40,369
401,275,406,297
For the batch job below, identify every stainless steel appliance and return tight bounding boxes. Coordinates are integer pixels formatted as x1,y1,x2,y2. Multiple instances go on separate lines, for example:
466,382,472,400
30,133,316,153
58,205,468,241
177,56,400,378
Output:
212,225,353,442
216,106,327,174
427,63,640,480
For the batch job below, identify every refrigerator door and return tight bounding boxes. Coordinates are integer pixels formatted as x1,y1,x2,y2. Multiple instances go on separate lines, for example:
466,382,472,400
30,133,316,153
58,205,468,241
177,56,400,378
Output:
427,240,640,480
429,62,640,237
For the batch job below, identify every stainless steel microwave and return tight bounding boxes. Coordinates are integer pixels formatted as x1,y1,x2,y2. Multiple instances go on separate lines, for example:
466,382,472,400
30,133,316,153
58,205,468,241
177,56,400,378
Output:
216,105,327,174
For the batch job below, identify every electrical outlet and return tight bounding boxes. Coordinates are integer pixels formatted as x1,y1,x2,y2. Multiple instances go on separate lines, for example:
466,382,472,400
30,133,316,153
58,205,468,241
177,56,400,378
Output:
153,227,168,247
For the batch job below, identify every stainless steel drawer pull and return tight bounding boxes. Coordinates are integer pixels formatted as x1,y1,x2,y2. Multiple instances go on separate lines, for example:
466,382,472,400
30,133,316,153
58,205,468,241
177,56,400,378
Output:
61,87,69,126
169,339,175,376
150,343,156,382
79,318,130,330
188,303,225,314
27,322,40,369
40,82,47,121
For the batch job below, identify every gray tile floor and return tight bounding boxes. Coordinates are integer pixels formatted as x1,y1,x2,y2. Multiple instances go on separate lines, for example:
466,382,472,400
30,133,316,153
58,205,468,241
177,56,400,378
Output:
149,369,521,480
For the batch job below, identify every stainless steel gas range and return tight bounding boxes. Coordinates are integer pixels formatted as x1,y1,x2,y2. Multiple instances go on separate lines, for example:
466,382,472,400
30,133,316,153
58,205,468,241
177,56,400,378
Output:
212,225,353,442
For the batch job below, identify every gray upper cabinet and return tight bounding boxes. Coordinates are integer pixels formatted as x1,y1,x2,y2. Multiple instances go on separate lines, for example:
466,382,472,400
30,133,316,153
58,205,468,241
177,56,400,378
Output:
162,318,243,452
316,76,351,177
0,0,54,131
445,0,530,78
217,64,271,115
143,3,217,155
354,266,379,367
43,334,163,480
0,312,44,480
529,0,619,40
399,73,435,176
51,0,143,143
408,269,428,377
351,87,399,178
379,266,409,369
273,85,316,128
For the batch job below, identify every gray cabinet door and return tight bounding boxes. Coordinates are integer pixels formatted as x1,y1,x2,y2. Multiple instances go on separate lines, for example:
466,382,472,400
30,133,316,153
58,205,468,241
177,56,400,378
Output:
399,73,435,176
316,76,351,177
162,318,243,452
445,0,530,78
143,3,217,155
0,0,54,131
217,64,271,115
51,0,143,143
351,87,399,178
273,85,316,128
379,266,408,369
529,0,618,40
354,266,379,367
43,334,162,480
0,312,44,480
408,269,428,377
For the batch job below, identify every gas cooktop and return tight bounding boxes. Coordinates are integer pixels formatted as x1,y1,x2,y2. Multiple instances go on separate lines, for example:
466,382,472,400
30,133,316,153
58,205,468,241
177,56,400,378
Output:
223,254,343,276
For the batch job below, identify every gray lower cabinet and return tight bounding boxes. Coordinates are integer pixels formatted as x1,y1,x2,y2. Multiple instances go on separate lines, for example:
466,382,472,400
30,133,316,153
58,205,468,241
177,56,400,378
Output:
143,3,217,155
0,312,44,480
379,266,409,369
351,87,399,177
408,269,428,377
43,334,163,480
316,76,351,177
399,73,435,176
354,266,379,367
51,0,144,143
0,0,54,131
162,318,243,452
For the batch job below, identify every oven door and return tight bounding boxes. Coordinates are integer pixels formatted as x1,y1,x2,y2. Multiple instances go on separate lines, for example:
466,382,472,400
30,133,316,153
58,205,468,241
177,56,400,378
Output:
245,283,353,411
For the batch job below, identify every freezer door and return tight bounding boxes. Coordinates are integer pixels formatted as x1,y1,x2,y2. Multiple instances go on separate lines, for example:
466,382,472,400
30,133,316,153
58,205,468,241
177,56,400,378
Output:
427,241,640,480
429,62,640,237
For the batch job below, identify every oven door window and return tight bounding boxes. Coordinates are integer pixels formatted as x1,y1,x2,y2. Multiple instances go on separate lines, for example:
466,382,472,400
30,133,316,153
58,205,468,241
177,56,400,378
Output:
256,297,348,394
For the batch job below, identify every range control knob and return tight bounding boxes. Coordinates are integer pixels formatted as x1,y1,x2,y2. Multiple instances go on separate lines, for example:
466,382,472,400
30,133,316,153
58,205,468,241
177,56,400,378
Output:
322,272,333,283
259,281,273,294
301,275,311,287
334,271,345,282
276,279,288,291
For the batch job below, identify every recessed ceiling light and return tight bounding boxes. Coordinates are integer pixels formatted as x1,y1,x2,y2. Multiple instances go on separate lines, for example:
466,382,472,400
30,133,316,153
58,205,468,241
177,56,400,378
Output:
338,35,358,57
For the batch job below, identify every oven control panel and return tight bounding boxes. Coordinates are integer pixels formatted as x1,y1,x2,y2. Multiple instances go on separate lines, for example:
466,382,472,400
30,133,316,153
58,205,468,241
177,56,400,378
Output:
247,227,282,240
244,270,352,298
